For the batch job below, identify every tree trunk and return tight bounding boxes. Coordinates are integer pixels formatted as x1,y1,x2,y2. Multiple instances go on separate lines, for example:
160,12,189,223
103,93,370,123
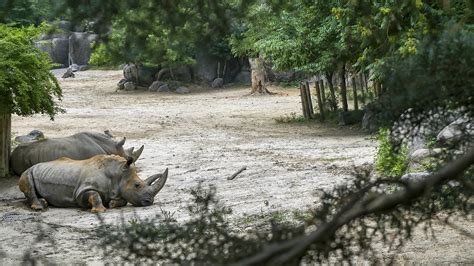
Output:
325,71,338,111
359,73,366,104
249,57,272,94
0,114,11,178
351,76,359,111
339,64,349,112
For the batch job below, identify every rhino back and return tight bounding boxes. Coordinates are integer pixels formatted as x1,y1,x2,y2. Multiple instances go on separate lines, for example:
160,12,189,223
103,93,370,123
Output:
30,159,113,208
11,134,114,175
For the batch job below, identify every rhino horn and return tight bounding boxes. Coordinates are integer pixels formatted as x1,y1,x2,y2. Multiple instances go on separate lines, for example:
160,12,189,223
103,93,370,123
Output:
144,173,161,185
117,137,126,147
132,145,144,162
151,168,168,196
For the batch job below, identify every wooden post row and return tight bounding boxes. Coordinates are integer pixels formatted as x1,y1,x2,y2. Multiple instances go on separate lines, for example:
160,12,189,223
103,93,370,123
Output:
305,82,314,118
314,81,325,122
0,114,11,177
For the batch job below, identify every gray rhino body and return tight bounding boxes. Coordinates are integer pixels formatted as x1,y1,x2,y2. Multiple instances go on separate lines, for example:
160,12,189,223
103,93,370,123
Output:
10,132,142,175
19,155,168,212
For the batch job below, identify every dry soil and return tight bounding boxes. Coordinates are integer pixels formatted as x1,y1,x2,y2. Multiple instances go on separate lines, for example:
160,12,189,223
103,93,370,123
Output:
0,70,472,264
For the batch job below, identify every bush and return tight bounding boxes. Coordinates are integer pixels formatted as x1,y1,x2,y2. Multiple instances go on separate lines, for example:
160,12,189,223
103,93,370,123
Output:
375,128,408,177
0,24,62,117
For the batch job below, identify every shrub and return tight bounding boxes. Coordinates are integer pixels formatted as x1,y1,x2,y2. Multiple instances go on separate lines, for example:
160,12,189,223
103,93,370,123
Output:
375,128,408,177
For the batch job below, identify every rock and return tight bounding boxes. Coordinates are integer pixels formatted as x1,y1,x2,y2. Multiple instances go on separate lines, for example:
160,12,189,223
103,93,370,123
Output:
157,84,170,92
408,148,443,171
156,66,193,83
149,81,166,91
137,65,159,86
78,65,89,71
51,38,69,67
69,32,99,66
362,109,378,132
15,130,45,144
117,79,127,90
123,64,138,82
35,39,69,67
124,81,136,91
338,110,364,126
70,64,80,72
436,116,473,146
212,78,224,88
62,68,75,78
176,86,190,94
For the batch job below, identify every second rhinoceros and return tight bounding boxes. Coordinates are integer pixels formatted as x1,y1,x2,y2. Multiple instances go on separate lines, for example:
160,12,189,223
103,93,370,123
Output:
18,154,168,212
10,131,143,175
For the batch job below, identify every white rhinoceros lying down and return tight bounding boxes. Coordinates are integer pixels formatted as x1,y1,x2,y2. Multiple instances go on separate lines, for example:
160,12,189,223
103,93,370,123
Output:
10,131,143,175
18,154,168,212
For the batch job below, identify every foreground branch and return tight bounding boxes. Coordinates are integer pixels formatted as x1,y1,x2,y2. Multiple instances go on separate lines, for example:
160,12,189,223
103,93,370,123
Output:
235,149,474,265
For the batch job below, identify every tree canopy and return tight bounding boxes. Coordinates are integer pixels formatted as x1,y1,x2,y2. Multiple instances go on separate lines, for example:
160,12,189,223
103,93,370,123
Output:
0,24,62,118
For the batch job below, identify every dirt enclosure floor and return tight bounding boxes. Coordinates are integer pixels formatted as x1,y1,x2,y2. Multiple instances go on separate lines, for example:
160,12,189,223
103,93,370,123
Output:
0,70,472,264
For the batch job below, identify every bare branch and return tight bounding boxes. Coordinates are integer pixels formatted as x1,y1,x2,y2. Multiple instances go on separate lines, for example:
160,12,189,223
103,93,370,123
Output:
235,149,474,265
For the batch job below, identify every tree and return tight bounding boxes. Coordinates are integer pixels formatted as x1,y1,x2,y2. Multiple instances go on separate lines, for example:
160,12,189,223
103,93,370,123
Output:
0,24,62,177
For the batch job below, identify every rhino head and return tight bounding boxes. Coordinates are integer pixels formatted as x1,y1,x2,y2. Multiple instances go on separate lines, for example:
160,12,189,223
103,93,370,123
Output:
117,156,168,207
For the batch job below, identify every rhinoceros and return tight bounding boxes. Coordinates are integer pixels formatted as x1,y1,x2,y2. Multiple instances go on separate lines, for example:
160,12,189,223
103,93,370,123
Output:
18,154,168,212
10,131,143,175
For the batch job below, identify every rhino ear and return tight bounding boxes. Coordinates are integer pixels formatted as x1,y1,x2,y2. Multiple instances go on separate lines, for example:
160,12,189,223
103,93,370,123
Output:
117,137,126,147
132,145,144,162
125,156,134,166
124,147,134,157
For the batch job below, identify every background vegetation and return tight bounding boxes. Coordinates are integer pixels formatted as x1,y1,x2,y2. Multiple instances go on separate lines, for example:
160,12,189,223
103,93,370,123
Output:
0,0,472,264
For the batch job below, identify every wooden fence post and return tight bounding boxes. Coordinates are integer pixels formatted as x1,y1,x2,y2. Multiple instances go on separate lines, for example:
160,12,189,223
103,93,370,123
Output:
300,84,309,119
0,114,11,178
305,82,314,118
314,81,325,122
319,79,326,106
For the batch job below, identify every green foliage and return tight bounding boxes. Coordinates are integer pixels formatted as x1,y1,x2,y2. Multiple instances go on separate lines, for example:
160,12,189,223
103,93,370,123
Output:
88,43,114,67
97,164,472,264
274,112,307,123
0,24,62,118
0,0,64,25
375,128,408,177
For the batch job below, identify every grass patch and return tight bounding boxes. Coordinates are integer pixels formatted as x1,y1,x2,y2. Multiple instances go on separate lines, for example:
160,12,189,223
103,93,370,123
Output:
274,112,309,123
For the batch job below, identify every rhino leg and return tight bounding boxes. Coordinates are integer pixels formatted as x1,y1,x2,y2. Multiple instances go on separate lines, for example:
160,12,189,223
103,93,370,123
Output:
109,198,127,208
82,191,107,213
18,172,48,211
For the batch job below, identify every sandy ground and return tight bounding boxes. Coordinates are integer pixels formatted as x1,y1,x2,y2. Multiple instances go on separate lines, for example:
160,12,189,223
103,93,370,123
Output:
0,70,472,264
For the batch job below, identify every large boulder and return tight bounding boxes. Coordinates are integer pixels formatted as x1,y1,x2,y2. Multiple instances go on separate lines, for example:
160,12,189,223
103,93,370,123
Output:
51,38,69,66
123,64,138,81
124,81,136,91
176,86,190,94
158,84,170,92
137,65,160,86
211,78,224,88
436,116,473,146
68,32,99,66
35,39,68,67
156,66,193,83
148,81,166,92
